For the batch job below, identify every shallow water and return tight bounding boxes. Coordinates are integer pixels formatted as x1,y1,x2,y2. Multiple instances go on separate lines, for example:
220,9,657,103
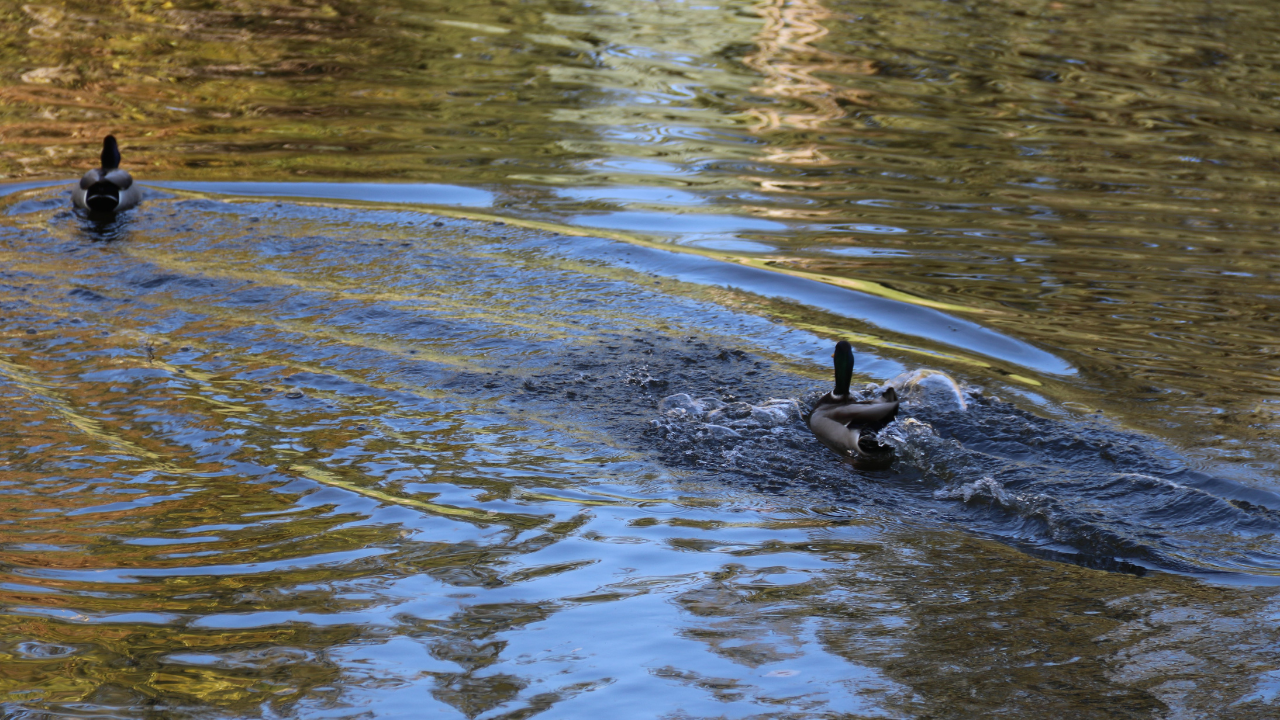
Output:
3,0,1280,717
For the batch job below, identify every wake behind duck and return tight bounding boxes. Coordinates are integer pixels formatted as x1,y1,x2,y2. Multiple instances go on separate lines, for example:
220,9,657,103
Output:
647,342,1280,580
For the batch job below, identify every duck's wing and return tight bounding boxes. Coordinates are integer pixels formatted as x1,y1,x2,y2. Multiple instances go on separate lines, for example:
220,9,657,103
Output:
103,169,133,189
78,169,102,189
823,400,899,428
116,184,142,211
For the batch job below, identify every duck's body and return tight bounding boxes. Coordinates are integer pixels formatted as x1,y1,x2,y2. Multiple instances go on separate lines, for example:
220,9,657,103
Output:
72,136,141,214
808,341,899,467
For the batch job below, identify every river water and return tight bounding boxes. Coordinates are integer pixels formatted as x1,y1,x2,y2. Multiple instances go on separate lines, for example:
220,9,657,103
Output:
3,0,1280,717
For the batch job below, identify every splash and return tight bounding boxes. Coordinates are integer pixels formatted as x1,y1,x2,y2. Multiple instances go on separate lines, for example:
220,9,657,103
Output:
654,368,1280,581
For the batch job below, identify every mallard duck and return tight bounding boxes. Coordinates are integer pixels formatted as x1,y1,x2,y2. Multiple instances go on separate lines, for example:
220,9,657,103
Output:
807,340,899,467
72,136,141,213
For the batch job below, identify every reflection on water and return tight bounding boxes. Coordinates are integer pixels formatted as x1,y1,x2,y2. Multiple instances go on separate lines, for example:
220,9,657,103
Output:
2,190,1279,718
3,0,1280,716
148,181,494,207
4,0,1277,472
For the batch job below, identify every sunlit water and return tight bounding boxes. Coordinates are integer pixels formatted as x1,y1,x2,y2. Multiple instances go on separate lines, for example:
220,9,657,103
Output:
3,0,1280,717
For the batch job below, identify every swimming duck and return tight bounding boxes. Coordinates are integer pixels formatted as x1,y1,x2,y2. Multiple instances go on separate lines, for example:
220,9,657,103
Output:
72,136,141,213
807,340,900,468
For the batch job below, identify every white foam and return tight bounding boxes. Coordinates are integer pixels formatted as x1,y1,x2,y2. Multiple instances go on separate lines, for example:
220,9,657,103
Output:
935,476,1010,504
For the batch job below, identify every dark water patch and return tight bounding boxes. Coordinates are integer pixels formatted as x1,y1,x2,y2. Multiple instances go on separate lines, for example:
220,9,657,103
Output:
642,363,1280,583
6,198,64,216
894,384,1280,581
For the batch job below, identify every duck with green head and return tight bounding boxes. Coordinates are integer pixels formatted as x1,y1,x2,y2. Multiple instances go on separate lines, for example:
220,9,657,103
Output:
807,340,900,468
72,136,141,214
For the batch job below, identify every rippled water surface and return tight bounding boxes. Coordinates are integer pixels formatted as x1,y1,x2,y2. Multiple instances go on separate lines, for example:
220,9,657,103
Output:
3,0,1280,717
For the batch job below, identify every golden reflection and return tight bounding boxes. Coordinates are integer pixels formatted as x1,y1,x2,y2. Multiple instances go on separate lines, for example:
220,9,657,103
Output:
0,0,598,182
6,0,1280,716
741,0,877,133
291,464,547,529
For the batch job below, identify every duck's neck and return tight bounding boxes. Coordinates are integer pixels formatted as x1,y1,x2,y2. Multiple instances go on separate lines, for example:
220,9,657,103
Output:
101,137,121,171
833,348,852,396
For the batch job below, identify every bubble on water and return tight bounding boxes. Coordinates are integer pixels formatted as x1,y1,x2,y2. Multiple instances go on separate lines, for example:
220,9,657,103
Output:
934,475,1011,504
751,399,800,428
648,387,910,488
658,393,701,417
701,424,742,440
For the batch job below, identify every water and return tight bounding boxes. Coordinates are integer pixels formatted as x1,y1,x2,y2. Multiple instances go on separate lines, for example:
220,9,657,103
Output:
3,0,1280,716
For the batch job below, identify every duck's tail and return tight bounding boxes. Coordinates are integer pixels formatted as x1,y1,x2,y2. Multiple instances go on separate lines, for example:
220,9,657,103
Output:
85,180,121,213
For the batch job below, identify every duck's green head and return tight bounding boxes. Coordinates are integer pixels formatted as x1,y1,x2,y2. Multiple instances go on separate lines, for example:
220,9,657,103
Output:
833,340,853,396
101,136,121,170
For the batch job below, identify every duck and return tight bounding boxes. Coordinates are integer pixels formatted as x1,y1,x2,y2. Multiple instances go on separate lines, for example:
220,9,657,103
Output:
72,135,141,214
807,340,900,468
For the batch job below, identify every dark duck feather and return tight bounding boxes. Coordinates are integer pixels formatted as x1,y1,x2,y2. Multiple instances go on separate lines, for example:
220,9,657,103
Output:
807,340,900,468
72,135,141,214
